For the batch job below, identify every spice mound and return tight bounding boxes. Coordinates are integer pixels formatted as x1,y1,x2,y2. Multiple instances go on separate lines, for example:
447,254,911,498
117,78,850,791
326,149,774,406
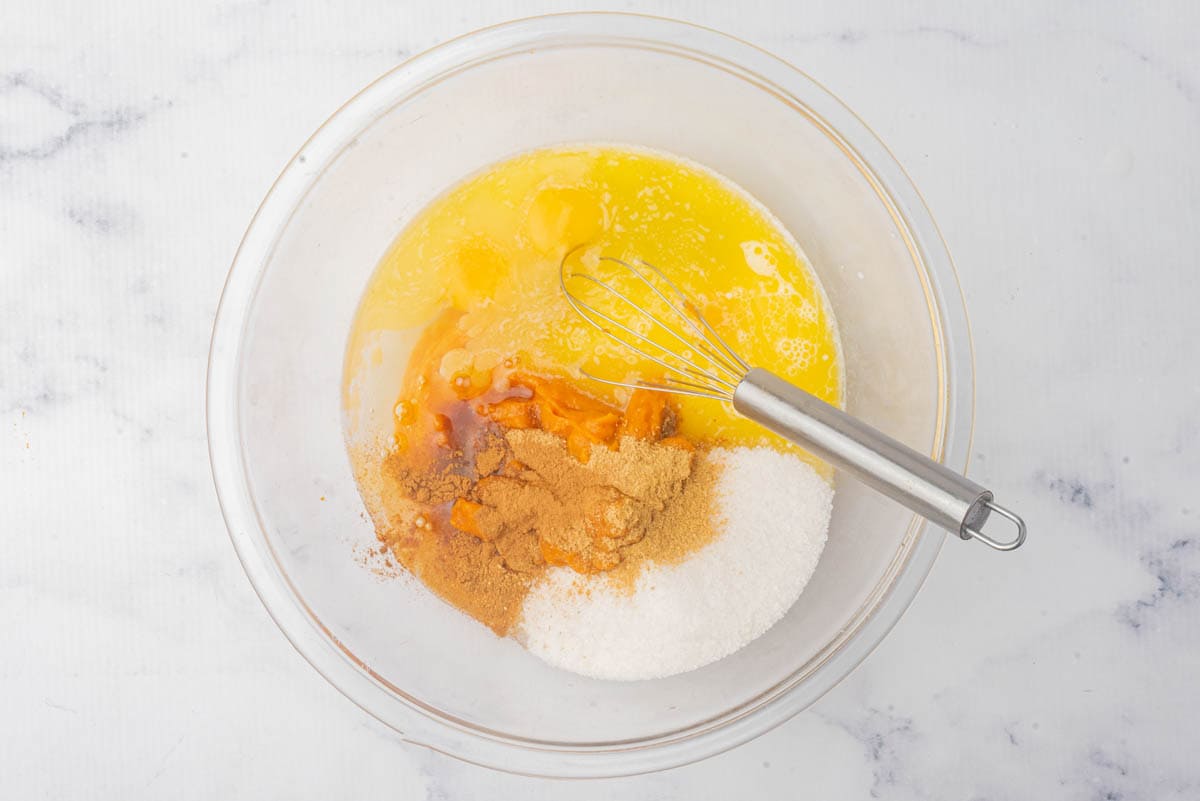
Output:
373,354,720,636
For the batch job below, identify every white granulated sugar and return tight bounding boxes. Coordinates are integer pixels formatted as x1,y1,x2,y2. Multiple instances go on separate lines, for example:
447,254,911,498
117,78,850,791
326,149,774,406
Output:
517,447,833,681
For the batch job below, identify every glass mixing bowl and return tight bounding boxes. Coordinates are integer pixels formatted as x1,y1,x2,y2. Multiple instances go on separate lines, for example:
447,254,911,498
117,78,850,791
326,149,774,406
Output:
207,13,974,778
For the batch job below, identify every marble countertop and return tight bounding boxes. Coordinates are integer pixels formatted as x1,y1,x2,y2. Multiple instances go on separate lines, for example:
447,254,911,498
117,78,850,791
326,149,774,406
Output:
4,1,1198,797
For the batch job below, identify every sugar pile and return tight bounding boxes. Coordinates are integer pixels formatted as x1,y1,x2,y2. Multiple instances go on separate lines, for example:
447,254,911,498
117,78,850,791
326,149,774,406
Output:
517,447,833,681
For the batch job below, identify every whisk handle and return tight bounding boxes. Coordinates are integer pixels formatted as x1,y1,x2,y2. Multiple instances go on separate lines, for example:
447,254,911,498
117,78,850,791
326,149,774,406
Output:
732,368,1025,551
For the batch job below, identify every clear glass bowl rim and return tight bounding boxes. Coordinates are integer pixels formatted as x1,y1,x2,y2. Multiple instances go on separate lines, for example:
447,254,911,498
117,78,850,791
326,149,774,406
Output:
206,11,976,779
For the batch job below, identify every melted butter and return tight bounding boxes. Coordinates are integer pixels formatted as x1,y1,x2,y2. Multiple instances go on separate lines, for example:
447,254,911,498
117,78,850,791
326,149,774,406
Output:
345,145,843,452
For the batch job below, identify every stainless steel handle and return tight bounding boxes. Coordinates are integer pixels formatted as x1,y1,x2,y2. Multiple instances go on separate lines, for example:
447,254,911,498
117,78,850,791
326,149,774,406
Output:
732,368,1026,550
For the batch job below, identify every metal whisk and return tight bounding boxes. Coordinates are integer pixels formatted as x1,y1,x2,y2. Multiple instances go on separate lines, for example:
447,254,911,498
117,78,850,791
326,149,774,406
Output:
560,255,1026,551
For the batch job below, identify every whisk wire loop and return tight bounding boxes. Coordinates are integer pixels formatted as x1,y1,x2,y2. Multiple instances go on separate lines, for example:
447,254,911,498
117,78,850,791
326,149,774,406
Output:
560,254,753,399
577,369,734,401
597,258,746,381
606,257,751,375
561,278,738,392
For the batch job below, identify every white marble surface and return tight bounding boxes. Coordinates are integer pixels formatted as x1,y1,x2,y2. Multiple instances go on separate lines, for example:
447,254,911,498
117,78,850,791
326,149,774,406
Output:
3,1,1198,797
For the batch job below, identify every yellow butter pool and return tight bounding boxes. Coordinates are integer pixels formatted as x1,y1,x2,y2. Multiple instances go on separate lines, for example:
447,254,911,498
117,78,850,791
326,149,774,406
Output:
345,145,843,452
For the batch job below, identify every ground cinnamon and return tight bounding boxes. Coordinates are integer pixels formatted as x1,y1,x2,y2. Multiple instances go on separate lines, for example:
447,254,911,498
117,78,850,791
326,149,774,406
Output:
373,362,720,634
499,429,694,572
